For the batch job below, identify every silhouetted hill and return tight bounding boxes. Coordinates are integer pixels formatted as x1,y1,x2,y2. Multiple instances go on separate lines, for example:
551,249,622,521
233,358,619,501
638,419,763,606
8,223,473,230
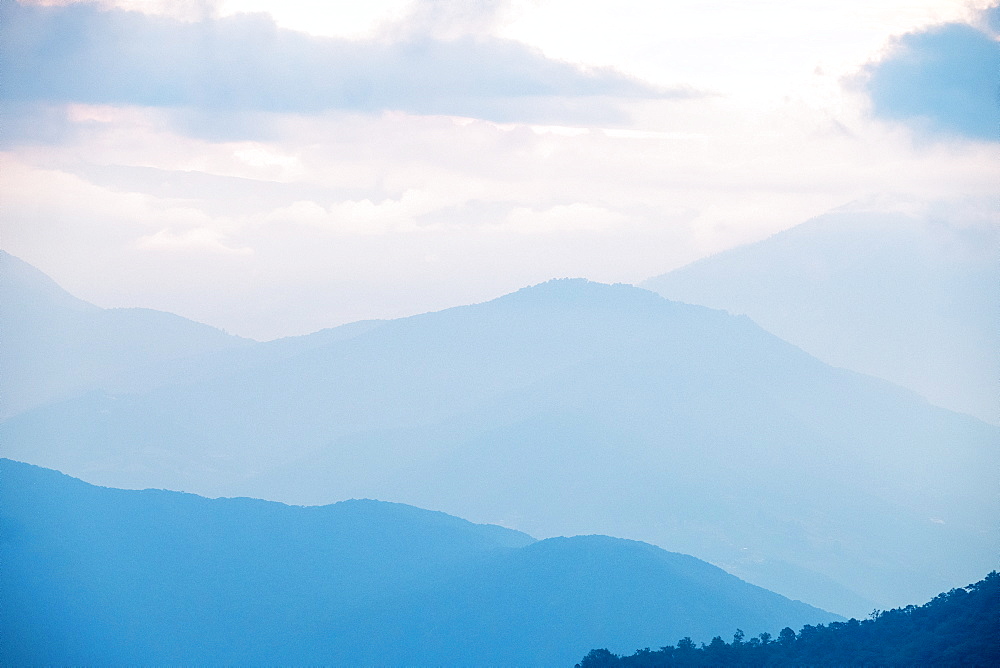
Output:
642,203,999,424
578,571,1000,667
2,273,997,616
0,459,837,666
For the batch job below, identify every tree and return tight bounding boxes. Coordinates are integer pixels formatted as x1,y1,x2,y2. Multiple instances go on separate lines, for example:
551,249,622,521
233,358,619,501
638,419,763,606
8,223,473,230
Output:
676,637,696,653
578,648,620,668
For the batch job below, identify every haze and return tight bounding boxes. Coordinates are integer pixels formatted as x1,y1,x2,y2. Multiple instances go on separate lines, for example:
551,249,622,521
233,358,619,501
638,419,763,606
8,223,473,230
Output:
2,0,996,339
1,2,998,664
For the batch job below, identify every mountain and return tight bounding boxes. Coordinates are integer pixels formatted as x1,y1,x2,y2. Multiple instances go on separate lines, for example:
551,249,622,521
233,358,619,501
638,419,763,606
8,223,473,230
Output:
642,202,999,425
2,271,996,616
0,459,838,666
0,250,387,420
579,571,1000,667
0,250,252,419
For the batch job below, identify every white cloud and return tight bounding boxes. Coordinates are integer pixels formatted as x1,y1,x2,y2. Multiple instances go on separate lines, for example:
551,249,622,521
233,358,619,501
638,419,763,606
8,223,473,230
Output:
137,226,252,254
217,0,413,38
2,0,997,339
261,190,445,236
4,86,997,339
500,0,994,105
232,145,301,172
504,203,628,234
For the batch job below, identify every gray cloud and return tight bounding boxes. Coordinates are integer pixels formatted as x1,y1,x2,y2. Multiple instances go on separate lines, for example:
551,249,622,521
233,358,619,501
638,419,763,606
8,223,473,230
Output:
861,7,1000,142
0,0,686,136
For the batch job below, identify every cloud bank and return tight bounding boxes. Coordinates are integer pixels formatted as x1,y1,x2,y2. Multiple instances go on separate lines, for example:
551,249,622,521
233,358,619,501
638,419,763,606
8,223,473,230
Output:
862,6,1000,141
0,0,683,130
2,0,996,340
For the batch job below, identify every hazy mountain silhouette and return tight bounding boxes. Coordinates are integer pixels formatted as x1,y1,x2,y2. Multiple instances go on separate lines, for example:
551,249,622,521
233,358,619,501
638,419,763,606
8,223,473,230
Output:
0,250,387,419
1,261,996,616
0,250,251,418
642,203,999,425
0,458,838,666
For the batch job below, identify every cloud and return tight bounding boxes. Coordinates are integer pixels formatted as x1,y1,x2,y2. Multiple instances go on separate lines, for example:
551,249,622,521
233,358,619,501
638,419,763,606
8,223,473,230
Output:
504,203,627,234
137,226,252,254
0,0,684,136
861,9,1000,142
390,0,511,41
987,4,1000,34
5,93,998,340
262,191,445,236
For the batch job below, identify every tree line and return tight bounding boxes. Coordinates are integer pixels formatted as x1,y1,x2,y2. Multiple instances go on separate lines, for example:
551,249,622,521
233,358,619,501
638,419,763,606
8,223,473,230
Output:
577,571,999,667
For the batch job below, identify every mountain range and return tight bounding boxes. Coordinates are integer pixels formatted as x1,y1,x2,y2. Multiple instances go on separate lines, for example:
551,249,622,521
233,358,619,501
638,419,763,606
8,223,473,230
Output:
2,250,995,617
0,458,839,666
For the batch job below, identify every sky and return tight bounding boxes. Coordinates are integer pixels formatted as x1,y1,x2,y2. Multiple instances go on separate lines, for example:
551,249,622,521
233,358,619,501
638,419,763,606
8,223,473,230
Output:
1,0,997,340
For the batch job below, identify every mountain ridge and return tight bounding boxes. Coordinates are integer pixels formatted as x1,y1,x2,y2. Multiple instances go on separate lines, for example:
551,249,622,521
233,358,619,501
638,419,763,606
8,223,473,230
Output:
2,257,996,616
0,250,254,419
0,457,840,666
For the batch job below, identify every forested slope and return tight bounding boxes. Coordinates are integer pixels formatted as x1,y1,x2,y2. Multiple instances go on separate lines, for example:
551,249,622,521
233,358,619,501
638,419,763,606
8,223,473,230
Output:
578,571,1000,667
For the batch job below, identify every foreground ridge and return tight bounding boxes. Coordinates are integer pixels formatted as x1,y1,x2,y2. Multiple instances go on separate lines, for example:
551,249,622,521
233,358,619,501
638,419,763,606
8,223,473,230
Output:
0,459,836,666
578,571,1000,667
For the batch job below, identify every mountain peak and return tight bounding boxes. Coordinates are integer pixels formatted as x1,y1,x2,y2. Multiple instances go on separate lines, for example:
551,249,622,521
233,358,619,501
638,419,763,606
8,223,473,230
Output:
496,278,666,309
0,250,98,313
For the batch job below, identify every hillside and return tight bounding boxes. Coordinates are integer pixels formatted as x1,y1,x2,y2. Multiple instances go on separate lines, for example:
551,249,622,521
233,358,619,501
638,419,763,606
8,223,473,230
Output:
2,273,996,615
0,459,838,666
0,250,390,420
3,271,998,615
642,203,999,425
579,571,1000,666
0,250,253,419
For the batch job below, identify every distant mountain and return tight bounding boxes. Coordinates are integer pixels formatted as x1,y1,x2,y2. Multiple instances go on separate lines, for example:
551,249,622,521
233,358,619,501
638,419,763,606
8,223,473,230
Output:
0,459,838,666
642,202,999,425
0,250,386,419
0,250,251,418
579,571,1000,667
3,271,996,616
